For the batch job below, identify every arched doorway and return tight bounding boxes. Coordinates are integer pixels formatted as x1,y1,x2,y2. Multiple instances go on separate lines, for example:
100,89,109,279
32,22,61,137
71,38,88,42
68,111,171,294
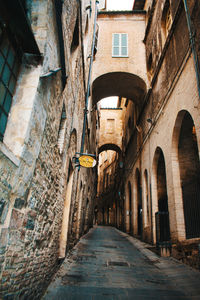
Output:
178,112,200,238
136,169,142,237
128,181,132,234
59,160,74,258
98,144,122,156
120,184,125,231
144,169,149,225
75,180,84,239
154,147,170,246
92,72,147,108
59,130,77,258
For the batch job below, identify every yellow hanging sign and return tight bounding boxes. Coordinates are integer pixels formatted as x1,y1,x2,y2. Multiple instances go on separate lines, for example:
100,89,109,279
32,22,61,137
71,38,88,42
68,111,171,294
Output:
79,155,96,168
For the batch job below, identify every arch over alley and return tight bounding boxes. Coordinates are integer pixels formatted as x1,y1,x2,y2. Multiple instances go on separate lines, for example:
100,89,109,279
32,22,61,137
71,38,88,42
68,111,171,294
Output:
92,72,147,107
98,143,121,155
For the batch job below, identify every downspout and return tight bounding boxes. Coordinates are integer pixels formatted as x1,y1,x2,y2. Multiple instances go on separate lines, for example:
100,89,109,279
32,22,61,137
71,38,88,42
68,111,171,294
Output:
183,0,200,98
80,0,99,155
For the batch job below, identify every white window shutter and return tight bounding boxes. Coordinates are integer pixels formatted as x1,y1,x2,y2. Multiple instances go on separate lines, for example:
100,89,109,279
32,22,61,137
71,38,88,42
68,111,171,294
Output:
112,33,128,57
112,33,120,56
121,34,128,56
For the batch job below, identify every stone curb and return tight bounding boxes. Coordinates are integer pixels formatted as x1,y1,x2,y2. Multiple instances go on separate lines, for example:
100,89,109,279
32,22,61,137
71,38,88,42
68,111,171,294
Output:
115,228,160,263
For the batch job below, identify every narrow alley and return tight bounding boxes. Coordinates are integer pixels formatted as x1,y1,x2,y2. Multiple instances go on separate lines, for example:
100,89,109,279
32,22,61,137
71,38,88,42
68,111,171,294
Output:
43,226,200,300
1,0,200,298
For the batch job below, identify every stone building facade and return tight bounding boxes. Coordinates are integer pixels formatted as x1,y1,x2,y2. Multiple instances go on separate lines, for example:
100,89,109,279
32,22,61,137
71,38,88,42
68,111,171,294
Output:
0,0,98,298
0,0,200,297
95,0,200,268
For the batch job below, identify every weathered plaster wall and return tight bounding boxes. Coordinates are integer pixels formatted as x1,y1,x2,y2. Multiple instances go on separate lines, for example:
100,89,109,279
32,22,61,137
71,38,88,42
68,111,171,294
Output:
93,12,147,84
98,108,123,151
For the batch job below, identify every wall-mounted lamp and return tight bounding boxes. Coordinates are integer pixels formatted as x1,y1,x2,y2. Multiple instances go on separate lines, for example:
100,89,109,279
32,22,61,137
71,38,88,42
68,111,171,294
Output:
147,118,153,124
40,68,61,78
119,161,123,169
119,161,132,171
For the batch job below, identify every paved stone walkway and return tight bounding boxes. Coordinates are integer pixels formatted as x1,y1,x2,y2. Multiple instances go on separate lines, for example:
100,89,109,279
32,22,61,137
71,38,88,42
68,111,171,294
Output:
43,226,200,300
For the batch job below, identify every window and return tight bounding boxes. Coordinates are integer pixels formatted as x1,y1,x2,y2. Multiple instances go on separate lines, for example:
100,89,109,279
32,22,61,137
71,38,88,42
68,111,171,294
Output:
71,14,79,53
112,33,128,57
0,21,21,141
106,119,115,133
104,151,107,162
161,0,172,47
147,52,153,79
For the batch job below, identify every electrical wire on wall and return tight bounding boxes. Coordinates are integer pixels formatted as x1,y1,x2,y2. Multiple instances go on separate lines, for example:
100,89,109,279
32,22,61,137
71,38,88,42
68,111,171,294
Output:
80,0,99,155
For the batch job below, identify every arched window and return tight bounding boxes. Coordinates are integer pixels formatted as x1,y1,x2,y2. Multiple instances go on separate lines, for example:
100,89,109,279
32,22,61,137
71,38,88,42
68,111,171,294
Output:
58,104,66,154
136,169,142,237
71,13,79,53
161,0,172,47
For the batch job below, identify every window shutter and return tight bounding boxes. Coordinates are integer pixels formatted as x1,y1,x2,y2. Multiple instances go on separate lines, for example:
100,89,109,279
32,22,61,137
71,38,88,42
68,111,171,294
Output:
0,21,21,141
121,34,128,56
112,33,120,56
112,33,128,57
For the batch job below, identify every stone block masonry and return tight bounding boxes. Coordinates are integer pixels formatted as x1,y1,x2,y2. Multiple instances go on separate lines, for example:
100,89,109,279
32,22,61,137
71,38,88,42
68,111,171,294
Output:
0,0,97,298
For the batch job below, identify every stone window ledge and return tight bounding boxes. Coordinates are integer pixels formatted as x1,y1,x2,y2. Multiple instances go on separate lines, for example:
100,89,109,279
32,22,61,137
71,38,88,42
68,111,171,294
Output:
0,142,20,167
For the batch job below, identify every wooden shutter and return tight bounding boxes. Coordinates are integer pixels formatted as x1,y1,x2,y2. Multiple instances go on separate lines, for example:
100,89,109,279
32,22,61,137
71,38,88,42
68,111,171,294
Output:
112,33,128,57
112,33,120,56
121,34,128,56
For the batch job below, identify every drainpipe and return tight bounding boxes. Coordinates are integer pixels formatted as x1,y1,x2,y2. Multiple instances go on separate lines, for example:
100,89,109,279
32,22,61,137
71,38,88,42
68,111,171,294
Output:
183,0,200,98
80,0,99,155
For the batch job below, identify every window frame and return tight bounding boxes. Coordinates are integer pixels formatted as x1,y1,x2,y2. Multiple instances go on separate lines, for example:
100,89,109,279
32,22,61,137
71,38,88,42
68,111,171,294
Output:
0,20,22,141
112,33,128,58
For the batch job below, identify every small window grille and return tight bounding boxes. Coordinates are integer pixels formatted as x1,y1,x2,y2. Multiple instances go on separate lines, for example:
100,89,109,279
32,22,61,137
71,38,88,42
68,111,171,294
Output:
0,21,21,141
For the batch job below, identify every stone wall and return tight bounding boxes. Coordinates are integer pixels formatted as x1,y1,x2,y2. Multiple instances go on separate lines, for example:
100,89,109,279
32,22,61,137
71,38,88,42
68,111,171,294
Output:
0,0,97,298
123,0,200,256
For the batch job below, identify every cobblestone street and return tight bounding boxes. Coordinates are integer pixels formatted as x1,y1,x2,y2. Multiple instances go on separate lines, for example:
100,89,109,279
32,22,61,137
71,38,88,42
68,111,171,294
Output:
43,226,200,300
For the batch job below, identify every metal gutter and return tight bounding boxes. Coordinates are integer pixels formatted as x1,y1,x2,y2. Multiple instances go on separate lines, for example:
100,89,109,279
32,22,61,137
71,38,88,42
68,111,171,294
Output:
182,0,200,98
80,0,99,155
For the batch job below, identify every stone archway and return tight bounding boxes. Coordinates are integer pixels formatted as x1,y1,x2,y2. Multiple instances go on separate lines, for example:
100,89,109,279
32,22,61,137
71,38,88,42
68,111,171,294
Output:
135,169,143,237
92,72,147,108
98,143,122,155
152,147,170,247
172,110,200,239
128,181,132,234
